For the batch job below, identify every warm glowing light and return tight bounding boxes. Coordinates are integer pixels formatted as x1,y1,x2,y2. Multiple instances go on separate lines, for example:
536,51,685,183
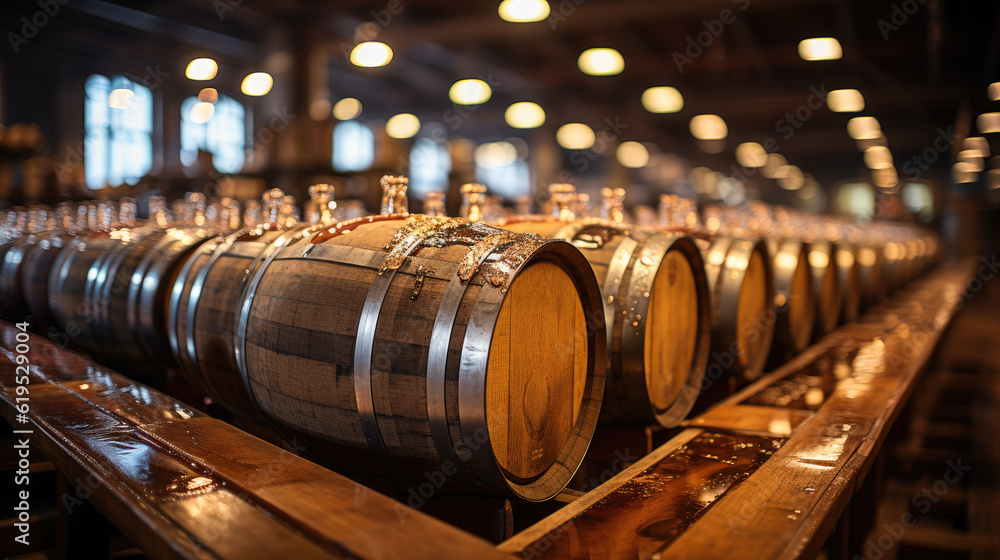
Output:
557,123,596,150
474,142,517,168
962,137,990,158
241,72,273,96
957,152,984,172
350,41,393,67
872,166,899,189
762,153,788,178
578,48,624,76
847,116,881,140
827,89,864,112
198,88,218,104
989,82,1000,101
777,165,805,190
449,79,492,105
616,141,649,168
641,86,684,113
498,0,550,22
798,37,843,61
190,101,215,124
954,162,977,183
185,58,218,81
977,112,1000,133
385,113,420,139
808,251,830,269
504,102,545,128
333,97,363,120
863,146,893,169
689,114,727,140
735,142,767,168
108,89,134,109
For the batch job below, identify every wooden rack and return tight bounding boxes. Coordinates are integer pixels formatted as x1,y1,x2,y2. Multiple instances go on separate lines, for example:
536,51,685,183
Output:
0,261,974,559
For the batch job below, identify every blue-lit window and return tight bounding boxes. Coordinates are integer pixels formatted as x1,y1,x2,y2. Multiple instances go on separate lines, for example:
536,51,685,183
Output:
332,120,375,172
84,74,153,189
476,160,529,200
180,95,247,174
409,138,451,197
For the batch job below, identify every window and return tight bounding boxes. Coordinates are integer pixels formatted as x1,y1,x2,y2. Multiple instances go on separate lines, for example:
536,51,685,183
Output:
409,138,451,197
332,120,375,172
84,74,153,189
475,159,529,200
180,94,247,174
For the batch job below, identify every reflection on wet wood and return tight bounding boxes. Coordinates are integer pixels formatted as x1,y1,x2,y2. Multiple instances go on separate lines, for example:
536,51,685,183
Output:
502,263,973,560
0,325,507,560
498,430,784,559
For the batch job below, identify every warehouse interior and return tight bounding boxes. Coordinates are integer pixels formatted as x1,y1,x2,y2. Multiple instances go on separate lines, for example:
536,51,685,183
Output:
1,0,999,558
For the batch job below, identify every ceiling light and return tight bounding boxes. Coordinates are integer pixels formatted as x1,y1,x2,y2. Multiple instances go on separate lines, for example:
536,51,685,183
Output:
190,102,215,124
498,0,550,22
977,112,1000,134
108,89,133,109
961,137,989,158
798,37,843,61
735,142,767,168
350,42,393,68
449,79,492,105
578,48,624,76
616,141,649,168
826,89,864,112
641,86,683,113
988,82,1000,101
689,114,727,140
385,113,420,139
863,146,893,169
198,88,218,104
847,116,881,140
241,72,273,96
504,102,545,128
474,142,518,168
333,98,363,120
185,58,218,81
556,123,596,150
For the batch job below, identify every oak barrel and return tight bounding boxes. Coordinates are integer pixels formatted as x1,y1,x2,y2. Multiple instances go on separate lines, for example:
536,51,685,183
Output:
500,217,710,427
807,242,842,337
237,214,606,500
48,225,213,374
766,238,815,357
856,245,886,309
169,223,309,418
3,231,75,333
700,237,775,383
835,245,863,323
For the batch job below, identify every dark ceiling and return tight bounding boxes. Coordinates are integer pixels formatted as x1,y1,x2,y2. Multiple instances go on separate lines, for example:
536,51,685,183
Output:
2,0,999,201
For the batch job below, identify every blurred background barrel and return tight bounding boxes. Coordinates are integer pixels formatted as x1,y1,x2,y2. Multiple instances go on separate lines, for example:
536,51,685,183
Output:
237,211,606,501
49,224,213,375
767,238,816,361
169,223,310,418
501,213,710,427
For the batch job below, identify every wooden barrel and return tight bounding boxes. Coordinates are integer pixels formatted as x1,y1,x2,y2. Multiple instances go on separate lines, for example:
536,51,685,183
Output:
48,226,213,374
3,231,75,333
168,223,309,418
0,234,33,318
856,245,886,309
500,217,710,427
766,238,815,357
807,242,842,337
834,245,862,323
237,214,606,501
700,237,775,383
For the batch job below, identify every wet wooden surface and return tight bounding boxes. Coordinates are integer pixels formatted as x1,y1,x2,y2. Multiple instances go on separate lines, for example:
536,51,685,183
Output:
0,325,507,560
500,261,973,560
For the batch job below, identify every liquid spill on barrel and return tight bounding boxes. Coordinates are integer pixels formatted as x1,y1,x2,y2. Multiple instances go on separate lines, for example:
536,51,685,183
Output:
523,431,783,559
743,343,860,410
